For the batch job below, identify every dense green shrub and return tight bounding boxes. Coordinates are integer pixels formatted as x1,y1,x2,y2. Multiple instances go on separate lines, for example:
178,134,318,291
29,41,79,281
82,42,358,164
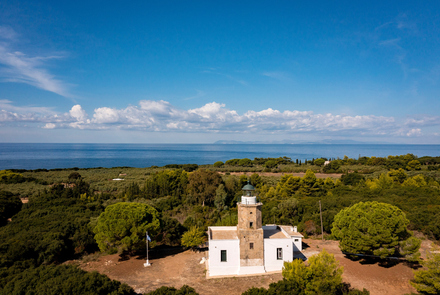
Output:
186,169,223,205
332,201,420,260
0,185,101,268
0,265,136,295
411,251,440,294
242,250,369,295
93,202,160,253
0,190,22,226
340,173,365,186
146,285,199,295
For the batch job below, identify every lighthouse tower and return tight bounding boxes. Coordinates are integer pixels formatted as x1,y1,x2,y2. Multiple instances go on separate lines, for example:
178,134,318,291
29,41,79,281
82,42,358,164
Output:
237,181,265,274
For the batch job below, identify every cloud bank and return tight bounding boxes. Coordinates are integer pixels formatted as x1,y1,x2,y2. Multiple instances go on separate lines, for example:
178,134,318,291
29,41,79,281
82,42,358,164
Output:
1,100,437,140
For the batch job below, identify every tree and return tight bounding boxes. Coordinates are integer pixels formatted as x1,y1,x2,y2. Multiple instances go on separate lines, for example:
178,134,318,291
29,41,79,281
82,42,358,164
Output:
243,250,368,295
314,158,326,167
411,252,440,294
250,173,263,188
277,198,299,223
0,170,25,184
93,202,160,253
282,249,344,294
0,190,22,226
305,249,344,294
341,173,365,186
68,172,82,181
264,159,278,169
402,175,428,187
186,169,223,205
214,184,228,211
238,158,253,167
181,226,206,250
213,161,224,167
387,168,407,183
332,201,420,259
406,160,421,171
146,285,199,295
0,264,136,295
323,160,341,173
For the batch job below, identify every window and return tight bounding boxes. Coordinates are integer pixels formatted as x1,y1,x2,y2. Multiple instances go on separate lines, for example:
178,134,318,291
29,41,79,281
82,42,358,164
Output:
250,211,253,214
277,248,283,260
294,239,299,242
250,222,253,228
221,250,227,262
250,243,254,249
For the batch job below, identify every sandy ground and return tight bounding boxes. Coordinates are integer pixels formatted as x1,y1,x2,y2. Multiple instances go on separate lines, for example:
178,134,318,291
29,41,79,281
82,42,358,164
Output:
76,238,435,295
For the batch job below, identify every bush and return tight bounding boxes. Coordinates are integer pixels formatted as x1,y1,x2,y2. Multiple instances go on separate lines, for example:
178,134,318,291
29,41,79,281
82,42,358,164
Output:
411,251,440,294
332,201,420,259
340,173,365,186
181,226,206,250
0,190,22,226
146,285,199,295
93,202,160,253
0,265,136,295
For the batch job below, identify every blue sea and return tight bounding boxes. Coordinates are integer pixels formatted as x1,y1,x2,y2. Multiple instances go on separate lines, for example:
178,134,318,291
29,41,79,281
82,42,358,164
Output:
0,143,439,170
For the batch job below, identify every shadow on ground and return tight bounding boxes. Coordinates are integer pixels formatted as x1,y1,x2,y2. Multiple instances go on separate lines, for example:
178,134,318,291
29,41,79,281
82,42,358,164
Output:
119,245,186,262
344,254,422,269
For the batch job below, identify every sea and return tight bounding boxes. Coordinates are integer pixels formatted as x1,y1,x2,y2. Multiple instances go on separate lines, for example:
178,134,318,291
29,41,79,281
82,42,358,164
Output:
0,143,439,170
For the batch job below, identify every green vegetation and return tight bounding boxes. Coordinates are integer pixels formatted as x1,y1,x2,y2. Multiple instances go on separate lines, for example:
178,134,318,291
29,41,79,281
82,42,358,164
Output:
145,285,199,295
0,265,136,295
0,183,99,269
332,202,421,260
93,202,160,254
187,169,223,205
0,154,439,294
282,250,343,294
411,251,440,294
0,190,22,226
242,250,369,295
181,226,206,250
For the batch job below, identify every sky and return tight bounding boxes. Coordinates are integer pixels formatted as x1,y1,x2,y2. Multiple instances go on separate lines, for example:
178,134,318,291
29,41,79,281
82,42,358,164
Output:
0,1,439,144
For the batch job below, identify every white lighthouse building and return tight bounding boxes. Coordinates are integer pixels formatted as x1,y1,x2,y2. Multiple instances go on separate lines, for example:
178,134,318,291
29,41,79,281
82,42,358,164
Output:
207,182,303,277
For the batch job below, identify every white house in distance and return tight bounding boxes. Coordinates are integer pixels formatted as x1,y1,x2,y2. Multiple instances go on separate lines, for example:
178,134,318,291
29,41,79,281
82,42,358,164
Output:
207,183,303,277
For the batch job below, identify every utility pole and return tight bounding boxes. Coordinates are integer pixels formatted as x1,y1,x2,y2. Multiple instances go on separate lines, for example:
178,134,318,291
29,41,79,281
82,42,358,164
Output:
319,200,324,241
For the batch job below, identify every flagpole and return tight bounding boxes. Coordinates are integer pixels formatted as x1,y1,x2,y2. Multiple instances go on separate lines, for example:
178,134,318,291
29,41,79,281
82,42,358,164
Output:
144,231,151,267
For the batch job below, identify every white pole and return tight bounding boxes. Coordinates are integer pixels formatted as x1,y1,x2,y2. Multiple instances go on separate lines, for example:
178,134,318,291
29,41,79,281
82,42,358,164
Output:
144,231,151,267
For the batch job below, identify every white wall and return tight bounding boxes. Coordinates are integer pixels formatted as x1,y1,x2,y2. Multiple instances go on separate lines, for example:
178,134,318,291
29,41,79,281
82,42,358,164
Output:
292,237,302,251
263,239,293,272
208,239,239,277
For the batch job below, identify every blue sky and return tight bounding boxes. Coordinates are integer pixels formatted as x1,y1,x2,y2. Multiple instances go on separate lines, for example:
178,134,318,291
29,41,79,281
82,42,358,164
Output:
0,1,439,143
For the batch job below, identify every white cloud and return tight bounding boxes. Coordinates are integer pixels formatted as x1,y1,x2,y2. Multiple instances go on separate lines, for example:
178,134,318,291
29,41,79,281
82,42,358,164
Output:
261,71,291,82
407,128,421,137
0,100,438,141
69,105,88,121
92,107,120,124
0,99,55,114
43,123,56,129
0,27,71,97
189,102,239,121
405,116,440,127
0,26,17,40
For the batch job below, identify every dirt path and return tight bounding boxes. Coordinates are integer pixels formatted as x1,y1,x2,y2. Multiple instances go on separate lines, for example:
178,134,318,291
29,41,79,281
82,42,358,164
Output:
77,239,424,295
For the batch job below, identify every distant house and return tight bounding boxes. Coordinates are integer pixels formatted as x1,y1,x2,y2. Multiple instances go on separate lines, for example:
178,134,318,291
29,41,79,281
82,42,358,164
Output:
324,160,331,166
207,183,303,277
